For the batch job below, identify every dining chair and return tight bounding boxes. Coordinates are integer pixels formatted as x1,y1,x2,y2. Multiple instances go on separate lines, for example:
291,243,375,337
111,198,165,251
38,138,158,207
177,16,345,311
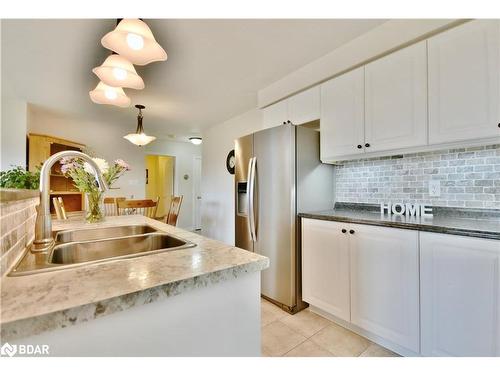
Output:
165,195,183,226
117,197,160,218
103,197,126,216
52,197,68,220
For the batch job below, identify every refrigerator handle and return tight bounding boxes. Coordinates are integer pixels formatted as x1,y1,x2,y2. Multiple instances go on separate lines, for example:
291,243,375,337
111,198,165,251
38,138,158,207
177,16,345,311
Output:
249,157,257,242
246,157,255,242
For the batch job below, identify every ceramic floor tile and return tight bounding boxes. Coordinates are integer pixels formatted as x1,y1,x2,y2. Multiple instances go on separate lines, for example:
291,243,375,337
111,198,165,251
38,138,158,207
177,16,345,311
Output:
284,339,335,357
359,343,399,357
261,320,307,357
261,299,289,326
310,323,371,357
281,309,331,338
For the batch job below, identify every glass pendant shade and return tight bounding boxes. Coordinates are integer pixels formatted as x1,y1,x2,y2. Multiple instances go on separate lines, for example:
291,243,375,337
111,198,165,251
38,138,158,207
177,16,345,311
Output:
92,55,145,89
89,82,131,107
101,19,167,66
124,105,156,146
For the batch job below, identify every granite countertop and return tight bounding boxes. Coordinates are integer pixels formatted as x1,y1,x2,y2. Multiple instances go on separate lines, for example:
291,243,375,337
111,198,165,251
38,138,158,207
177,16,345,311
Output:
299,204,500,240
0,215,269,340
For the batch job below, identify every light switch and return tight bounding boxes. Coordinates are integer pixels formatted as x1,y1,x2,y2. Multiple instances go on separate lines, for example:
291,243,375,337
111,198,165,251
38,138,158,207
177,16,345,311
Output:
429,180,441,197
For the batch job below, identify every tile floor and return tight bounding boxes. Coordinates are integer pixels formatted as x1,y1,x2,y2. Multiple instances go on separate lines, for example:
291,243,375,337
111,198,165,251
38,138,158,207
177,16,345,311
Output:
261,298,399,357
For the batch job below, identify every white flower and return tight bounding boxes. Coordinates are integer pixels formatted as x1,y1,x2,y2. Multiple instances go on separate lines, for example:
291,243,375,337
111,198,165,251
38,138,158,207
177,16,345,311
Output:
84,158,109,175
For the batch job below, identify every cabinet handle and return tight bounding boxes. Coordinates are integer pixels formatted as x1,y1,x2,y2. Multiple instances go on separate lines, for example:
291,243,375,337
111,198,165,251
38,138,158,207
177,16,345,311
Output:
497,123,500,128
287,120,292,124
282,121,287,125
341,229,347,233
349,229,355,234
365,143,370,148
357,145,362,149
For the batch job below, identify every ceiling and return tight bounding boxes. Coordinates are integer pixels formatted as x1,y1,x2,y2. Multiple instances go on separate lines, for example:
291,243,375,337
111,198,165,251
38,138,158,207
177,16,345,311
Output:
2,19,386,139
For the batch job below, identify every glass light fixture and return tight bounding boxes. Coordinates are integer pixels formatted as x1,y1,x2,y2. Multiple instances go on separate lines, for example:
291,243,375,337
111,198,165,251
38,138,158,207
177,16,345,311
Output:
89,81,131,107
101,19,167,66
189,137,203,145
92,54,145,89
124,105,156,146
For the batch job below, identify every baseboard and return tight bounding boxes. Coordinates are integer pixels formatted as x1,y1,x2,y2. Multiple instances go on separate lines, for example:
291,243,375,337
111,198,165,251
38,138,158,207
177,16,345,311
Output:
309,305,421,357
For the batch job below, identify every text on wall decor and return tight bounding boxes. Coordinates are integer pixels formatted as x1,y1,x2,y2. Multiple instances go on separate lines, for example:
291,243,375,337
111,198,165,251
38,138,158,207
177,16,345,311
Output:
380,202,433,217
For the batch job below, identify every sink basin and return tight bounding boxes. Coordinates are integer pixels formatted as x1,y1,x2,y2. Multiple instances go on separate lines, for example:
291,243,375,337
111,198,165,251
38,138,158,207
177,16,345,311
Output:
54,225,158,243
50,233,191,265
9,226,196,276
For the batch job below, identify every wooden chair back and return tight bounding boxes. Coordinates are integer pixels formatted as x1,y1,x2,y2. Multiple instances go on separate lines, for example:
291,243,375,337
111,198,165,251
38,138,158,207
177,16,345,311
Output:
166,195,183,226
103,197,126,216
52,197,68,220
117,197,159,218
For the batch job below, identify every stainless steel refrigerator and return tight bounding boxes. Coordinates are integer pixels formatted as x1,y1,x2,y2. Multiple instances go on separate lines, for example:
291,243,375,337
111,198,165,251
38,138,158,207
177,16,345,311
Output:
235,123,334,313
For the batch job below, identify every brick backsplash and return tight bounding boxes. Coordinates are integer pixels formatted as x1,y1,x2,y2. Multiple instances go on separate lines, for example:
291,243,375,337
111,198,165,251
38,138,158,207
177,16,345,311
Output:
0,195,39,276
334,144,500,209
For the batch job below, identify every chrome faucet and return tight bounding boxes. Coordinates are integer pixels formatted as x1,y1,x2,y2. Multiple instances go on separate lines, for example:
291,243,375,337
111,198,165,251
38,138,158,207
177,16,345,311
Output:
32,151,109,252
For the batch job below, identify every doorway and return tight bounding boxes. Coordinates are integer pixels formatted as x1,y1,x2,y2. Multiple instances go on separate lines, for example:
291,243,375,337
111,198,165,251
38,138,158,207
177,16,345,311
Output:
145,154,175,218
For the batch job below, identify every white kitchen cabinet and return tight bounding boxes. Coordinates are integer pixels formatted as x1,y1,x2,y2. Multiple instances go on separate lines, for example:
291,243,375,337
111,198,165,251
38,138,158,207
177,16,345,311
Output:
349,224,420,353
320,67,365,161
302,219,420,353
302,218,350,321
364,41,428,153
262,87,320,128
262,100,288,128
428,20,500,144
420,232,500,357
288,86,320,125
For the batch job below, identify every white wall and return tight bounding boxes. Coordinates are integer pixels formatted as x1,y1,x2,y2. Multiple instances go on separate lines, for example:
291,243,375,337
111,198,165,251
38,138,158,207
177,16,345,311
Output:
201,108,268,244
27,105,145,199
1,98,27,170
145,140,202,230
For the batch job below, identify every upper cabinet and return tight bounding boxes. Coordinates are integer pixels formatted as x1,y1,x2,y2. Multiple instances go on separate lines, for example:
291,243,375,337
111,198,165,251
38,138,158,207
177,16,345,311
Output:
288,86,320,125
365,41,428,152
428,20,500,144
262,86,320,128
320,67,365,161
262,100,288,128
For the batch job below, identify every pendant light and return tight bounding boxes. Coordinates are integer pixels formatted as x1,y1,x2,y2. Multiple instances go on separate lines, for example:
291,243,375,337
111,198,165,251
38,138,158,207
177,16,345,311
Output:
124,105,156,146
189,137,203,145
101,19,167,66
89,81,131,107
92,54,145,89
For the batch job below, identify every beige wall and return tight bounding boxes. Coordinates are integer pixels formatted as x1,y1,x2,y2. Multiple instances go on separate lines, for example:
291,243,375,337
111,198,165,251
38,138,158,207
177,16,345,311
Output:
27,105,146,200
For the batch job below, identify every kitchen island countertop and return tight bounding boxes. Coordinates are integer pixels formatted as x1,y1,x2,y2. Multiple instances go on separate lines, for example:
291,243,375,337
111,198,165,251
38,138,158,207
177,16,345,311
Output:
0,215,269,341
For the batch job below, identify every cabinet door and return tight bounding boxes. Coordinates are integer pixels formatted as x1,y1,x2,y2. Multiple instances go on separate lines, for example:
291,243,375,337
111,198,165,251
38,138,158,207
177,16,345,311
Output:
28,134,51,172
428,20,500,144
420,232,500,356
350,224,420,352
302,218,350,321
320,67,365,161
288,86,320,125
262,100,288,129
365,41,428,152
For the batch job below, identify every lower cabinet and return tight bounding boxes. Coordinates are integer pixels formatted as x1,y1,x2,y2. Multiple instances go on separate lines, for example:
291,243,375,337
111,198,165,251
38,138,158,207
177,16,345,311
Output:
302,219,350,321
302,219,420,353
349,224,420,353
420,232,500,356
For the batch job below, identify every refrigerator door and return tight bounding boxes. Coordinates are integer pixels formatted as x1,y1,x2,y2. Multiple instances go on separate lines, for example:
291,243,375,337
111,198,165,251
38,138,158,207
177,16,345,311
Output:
253,124,296,308
235,134,254,251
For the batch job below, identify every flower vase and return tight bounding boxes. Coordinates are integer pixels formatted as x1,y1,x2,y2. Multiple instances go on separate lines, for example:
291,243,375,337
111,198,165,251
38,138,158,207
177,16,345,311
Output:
85,191,104,223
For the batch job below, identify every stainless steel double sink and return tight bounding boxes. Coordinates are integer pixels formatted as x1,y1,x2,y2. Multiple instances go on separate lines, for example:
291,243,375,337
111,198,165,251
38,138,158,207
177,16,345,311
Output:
10,225,196,276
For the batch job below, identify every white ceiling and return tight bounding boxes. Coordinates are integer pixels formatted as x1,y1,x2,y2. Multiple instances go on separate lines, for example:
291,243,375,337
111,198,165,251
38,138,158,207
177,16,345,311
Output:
2,19,386,138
